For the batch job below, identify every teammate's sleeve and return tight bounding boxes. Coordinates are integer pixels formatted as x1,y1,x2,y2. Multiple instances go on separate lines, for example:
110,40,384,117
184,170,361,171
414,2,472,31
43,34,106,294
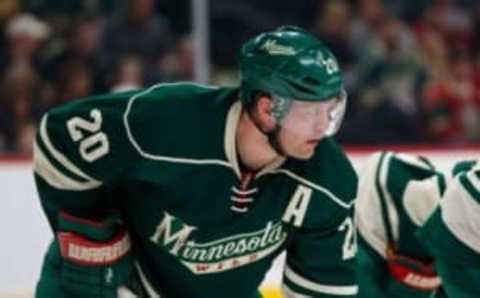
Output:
283,207,358,298
355,151,448,297
417,168,480,298
356,151,444,256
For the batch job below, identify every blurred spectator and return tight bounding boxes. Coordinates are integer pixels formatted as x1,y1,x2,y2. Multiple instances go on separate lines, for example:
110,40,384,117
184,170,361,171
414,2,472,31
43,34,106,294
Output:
348,0,387,95
312,0,355,67
33,81,58,118
4,13,50,69
15,120,35,156
0,0,20,23
40,16,103,92
414,0,474,54
210,2,277,67
422,53,480,143
158,35,194,82
96,0,174,86
417,27,450,81
24,0,115,17
357,15,424,116
339,13,426,144
386,0,431,23
338,86,422,144
56,61,94,103
111,54,144,92
1,1,480,153
0,64,38,152
350,0,387,59
312,0,357,90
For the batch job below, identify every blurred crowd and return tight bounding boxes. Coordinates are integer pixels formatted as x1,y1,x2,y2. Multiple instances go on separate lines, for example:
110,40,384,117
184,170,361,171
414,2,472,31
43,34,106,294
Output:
0,0,479,155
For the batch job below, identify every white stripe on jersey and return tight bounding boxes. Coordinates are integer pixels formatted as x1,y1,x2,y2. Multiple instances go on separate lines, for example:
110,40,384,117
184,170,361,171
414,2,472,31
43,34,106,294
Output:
282,284,311,298
39,115,102,185
284,265,358,296
135,263,161,298
270,169,354,209
117,286,138,298
467,169,480,190
355,152,399,258
403,176,441,227
377,152,401,241
441,172,480,254
122,83,232,168
33,140,102,190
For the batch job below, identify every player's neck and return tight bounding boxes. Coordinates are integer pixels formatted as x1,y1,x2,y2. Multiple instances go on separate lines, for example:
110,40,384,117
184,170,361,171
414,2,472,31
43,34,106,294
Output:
236,111,281,171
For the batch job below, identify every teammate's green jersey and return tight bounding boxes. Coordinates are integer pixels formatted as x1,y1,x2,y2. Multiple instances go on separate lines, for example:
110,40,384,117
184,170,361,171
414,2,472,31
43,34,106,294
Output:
355,151,447,298
356,151,480,298
418,161,480,298
33,82,358,298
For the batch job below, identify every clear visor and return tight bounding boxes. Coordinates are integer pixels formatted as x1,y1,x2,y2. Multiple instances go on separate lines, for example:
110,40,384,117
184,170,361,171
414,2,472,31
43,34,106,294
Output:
271,89,347,139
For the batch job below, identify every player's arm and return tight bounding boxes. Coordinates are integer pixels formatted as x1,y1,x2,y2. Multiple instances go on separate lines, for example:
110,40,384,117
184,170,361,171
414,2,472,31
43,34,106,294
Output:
33,92,139,297
355,151,446,297
356,151,445,256
417,167,480,298
34,91,141,223
283,203,358,298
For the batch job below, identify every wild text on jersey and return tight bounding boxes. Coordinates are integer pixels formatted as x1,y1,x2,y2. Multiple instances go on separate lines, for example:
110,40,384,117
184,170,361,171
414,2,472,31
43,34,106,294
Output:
148,185,312,274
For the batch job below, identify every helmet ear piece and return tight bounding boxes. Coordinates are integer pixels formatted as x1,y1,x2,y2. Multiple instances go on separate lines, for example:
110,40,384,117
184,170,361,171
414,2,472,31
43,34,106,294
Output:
246,92,290,126
270,95,292,122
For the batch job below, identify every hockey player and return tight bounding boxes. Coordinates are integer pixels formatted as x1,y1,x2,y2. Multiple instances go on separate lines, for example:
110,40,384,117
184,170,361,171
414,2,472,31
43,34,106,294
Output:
33,26,358,298
418,160,480,298
356,151,480,298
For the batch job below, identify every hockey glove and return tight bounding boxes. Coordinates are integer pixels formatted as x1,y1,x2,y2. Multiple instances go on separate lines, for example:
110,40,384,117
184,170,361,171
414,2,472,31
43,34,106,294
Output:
56,211,133,298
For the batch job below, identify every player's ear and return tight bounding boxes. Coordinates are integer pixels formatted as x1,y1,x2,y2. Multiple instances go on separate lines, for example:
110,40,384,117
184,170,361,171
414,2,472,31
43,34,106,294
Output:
255,95,276,131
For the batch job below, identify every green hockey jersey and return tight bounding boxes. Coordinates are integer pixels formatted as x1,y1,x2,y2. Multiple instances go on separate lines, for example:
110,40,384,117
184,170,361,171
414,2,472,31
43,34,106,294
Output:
418,161,480,298
356,151,480,298
355,151,447,298
33,82,358,298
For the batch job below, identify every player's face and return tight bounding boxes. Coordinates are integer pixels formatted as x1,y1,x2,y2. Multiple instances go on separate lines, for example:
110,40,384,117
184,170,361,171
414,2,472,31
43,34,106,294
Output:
276,99,337,159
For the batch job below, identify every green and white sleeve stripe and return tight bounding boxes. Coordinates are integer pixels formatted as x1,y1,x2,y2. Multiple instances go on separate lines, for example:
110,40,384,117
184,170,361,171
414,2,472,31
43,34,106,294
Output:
356,151,443,257
283,265,358,297
356,152,398,258
441,170,480,254
33,114,102,191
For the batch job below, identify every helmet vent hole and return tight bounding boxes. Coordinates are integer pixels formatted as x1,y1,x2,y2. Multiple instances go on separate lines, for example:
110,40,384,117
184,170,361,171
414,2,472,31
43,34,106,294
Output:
302,77,320,86
288,81,312,94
